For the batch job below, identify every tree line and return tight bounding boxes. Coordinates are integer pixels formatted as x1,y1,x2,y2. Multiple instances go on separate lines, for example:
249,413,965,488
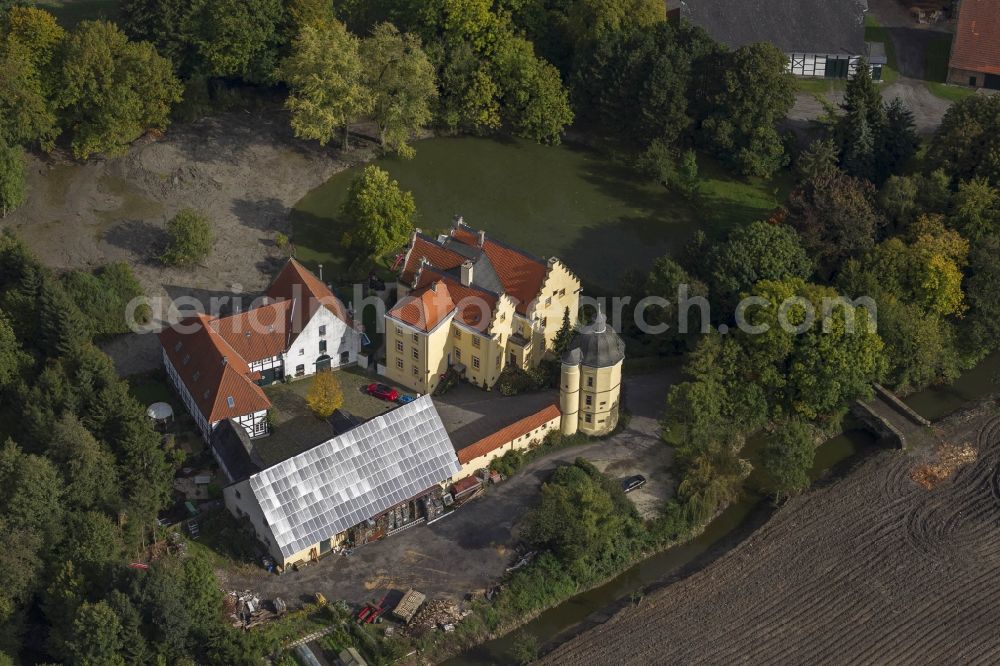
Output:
636,79,1000,512
0,232,277,664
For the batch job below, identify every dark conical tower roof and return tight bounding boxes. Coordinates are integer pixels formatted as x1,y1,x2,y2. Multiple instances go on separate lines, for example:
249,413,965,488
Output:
561,309,625,368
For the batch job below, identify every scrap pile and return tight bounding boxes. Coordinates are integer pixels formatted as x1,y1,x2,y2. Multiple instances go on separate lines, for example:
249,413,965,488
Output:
911,443,978,489
226,590,279,629
403,598,471,637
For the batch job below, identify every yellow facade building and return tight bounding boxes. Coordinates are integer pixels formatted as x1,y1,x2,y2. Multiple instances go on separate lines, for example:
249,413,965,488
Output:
560,310,625,436
384,220,581,393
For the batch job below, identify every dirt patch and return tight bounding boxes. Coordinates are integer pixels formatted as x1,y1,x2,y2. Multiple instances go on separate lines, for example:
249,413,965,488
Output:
2,110,379,374
542,402,1000,664
911,442,978,489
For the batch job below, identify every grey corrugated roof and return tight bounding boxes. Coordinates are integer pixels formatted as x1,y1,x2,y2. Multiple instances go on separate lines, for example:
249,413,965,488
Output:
211,419,263,484
248,395,460,559
679,0,868,56
562,312,626,369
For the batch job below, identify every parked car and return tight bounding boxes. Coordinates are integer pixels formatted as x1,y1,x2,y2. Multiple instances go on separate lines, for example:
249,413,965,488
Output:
397,394,417,405
367,383,399,401
621,475,647,494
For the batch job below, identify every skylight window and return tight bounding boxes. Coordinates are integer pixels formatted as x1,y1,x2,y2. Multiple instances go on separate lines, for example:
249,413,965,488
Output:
227,396,235,408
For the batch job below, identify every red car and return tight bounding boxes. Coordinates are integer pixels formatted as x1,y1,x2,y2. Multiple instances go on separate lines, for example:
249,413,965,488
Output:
366,383,399,401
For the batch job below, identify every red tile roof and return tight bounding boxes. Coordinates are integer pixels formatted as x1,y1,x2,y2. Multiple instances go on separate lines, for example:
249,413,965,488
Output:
209,300,292,363
158,314,271,423
950,0,1000,76
414,269,498,331
158,258,355,428
266,258,354,331
457,403,561,464
450,226,547,314
400,235,467,284
388,281,456,332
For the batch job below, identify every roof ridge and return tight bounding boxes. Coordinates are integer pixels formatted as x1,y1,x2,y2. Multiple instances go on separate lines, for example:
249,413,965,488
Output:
423,266,501,300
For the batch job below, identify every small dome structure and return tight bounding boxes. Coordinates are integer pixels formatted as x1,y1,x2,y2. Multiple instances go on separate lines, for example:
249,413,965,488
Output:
146,402,174,423
561,309,625,368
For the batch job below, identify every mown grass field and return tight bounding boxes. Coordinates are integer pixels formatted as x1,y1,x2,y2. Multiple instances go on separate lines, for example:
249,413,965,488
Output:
292,137,790,292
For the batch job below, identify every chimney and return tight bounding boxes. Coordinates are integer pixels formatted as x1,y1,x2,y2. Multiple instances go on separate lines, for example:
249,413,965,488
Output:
461,260,474,286
477,230,485,247
452,214,463,229
222,356,228,366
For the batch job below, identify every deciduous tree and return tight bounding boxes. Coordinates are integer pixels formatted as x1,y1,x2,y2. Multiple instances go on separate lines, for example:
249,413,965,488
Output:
185,0,285,82
278,18,370,148
927,94,1000,186
56,21,182,159
784,171,882,276
362,23,437,158
494,35,573,143
763,418,814,500
306,369,344,418
341,165,416,257
693,42,795,177
162,209,212,267
709,220,812,308
0,140,25,217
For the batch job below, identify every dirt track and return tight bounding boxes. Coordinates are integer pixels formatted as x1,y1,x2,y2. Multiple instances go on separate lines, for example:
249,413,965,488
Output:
543,399,1000,665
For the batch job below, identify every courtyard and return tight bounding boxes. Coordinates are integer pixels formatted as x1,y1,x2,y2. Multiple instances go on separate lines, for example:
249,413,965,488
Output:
255,366,414,466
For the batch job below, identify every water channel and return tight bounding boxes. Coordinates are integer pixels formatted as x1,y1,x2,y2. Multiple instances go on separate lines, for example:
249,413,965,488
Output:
445,351,1000,665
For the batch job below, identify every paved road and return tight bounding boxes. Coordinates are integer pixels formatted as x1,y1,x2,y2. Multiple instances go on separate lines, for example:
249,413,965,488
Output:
222,372,678,608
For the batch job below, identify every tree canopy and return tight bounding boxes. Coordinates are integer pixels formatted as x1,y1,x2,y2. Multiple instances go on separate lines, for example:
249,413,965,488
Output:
341,165,417,257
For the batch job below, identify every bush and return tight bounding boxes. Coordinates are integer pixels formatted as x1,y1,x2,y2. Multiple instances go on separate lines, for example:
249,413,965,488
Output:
497,365,547,396
162,209,212,267
433,367,460,396
62,263,149,337
274,232,289,249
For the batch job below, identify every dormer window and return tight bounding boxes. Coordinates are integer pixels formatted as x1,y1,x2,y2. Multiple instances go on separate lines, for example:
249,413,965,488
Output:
192,371,201,381
183,354,191,365
174,341,182,352
203,390,210,399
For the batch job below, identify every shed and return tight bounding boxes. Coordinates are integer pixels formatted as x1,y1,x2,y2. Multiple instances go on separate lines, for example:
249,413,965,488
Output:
337,647,367,666
392,589,426,624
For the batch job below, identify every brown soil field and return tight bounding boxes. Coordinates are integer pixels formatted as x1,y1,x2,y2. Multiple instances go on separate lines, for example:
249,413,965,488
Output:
1,110,378,374
543,399,1000,665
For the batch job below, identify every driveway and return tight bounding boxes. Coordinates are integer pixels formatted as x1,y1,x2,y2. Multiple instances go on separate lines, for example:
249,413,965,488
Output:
221,372,678,608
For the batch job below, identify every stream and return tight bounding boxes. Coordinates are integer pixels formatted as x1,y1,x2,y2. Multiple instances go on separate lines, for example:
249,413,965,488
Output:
444,351,1000,665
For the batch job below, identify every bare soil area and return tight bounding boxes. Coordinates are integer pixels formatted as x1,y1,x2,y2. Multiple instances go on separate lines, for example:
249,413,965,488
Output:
1,110,377,374
543,399,1000,665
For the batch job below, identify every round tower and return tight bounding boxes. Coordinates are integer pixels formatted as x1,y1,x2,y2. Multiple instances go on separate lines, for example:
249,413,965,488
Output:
560,350,582,436
559,309,625,437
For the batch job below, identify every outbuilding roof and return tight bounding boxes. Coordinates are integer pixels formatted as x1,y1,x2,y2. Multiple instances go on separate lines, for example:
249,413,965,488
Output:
950,0,1000,76
247,395,460,559
457,403,561,464
675,0,868,56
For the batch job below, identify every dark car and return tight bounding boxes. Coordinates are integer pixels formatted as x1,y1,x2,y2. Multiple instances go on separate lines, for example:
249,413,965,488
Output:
366,383,399,401
621,475,647,494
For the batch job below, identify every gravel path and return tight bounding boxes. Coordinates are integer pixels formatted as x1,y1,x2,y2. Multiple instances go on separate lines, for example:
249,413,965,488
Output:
543,398,1000,665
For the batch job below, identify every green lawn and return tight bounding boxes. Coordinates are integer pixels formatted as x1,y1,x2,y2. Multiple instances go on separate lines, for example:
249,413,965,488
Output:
127,371,177,410
184,509,262,570
924,34,977,102
292,137,788,293
865,15,900,85
37,0,120,27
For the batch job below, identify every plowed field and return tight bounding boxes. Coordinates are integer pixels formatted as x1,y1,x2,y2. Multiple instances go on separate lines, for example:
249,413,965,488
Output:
543,402,1000,665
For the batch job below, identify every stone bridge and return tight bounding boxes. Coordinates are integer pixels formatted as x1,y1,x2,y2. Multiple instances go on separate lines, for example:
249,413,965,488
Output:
852,384,934,450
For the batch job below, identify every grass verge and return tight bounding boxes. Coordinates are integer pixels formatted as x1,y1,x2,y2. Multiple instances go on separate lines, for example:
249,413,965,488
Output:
924,33,976,102
865,15,900,85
